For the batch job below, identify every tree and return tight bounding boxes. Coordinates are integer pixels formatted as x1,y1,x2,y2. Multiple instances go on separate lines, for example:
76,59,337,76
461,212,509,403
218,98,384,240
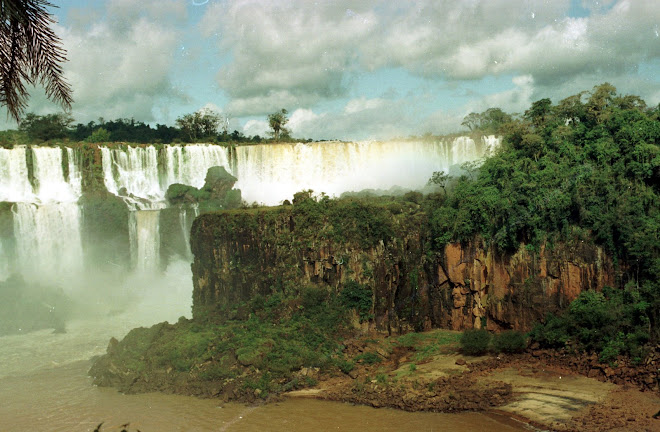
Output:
0,0,73,121
524,98,553,128
18,111,72,140
461,112,481,131
268,108,289,141
461,108,512,134
175,108,221,142
84,127,110,143
427,171,450,195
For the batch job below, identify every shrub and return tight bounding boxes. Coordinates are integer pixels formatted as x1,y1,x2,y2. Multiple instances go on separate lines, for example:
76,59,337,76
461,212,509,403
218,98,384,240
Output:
493,330,527,353
355,352,382,365
528,313,570,349
529,288,652,361
339,280,373,322
460,329,491,355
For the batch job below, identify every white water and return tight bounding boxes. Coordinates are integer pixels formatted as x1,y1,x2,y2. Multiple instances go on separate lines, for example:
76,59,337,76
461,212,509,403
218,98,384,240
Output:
101,146,164,210
0,146,33,202
99,137,500,208
164,144,231,189
129,210,161,273
32,147,81,203
12,202,84,287
1,147,84,286
179,205,198,260
2,137,499,283
233,138,496,205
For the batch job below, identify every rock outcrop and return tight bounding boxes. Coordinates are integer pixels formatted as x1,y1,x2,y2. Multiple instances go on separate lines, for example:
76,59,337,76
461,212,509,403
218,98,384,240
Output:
191,203,616,333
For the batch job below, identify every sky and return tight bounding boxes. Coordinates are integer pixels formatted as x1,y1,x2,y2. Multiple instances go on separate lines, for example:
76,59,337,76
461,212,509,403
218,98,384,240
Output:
1,0,659,140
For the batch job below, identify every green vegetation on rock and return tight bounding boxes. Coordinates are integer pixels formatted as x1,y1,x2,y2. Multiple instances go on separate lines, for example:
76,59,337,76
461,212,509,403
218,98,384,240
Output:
89,287,354,400
428,83,659,341
529,287,651,363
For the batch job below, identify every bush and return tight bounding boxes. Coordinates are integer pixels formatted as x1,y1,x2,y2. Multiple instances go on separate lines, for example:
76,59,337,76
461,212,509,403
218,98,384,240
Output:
529,288,651,361
460,329,491,355
355,352,382,365
339,280,373,322
493,330,527,353
528,313,570,349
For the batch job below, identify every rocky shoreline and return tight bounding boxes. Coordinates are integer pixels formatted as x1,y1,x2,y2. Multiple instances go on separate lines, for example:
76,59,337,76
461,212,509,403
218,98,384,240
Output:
89,327,660,431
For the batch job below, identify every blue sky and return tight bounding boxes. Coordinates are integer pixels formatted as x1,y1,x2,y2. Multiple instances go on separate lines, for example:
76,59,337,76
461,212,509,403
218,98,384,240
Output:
1,0,659,140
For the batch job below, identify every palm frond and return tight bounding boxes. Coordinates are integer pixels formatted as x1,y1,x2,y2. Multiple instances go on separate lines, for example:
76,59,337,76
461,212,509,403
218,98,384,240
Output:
0,0,72,121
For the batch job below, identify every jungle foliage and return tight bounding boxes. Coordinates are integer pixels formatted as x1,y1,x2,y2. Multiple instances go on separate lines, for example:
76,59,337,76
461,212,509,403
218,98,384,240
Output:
100,286,354,398
430,83,659,343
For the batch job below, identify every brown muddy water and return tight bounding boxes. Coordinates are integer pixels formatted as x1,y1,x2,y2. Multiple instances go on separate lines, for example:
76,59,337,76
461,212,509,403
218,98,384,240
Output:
0,300,530,432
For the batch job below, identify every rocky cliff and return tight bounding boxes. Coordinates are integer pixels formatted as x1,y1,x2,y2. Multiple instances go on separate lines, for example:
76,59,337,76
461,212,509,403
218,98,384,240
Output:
190,200,616,333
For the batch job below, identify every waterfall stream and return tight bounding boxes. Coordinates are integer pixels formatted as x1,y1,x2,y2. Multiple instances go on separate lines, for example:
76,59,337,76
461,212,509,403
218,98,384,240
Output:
1,137,499,283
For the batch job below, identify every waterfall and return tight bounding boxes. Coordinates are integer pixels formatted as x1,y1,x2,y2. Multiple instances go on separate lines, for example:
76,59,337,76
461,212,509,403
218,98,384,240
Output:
232,137,498,206
0,147,84,286
164,144,230,189
32,147,81,203
481,135,501,153
101,146,164,209
12,202,84,287
2,137,500,281
0,146,33,202
129,210,161,273
179,204,198,261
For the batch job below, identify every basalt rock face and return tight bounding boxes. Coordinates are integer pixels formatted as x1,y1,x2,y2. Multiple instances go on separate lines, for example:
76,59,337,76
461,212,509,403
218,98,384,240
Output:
190,204,616,333
433,240,615,331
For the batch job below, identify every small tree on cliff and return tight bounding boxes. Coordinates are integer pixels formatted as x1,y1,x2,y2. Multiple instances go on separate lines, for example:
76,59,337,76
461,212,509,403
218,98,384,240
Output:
268,108,289,141
176,108,221,142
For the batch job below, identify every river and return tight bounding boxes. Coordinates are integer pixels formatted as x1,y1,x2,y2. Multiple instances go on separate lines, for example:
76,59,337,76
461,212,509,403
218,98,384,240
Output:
0,265,528,432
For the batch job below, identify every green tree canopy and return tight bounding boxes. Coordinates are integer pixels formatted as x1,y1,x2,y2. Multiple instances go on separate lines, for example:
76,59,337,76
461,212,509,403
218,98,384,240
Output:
176,108,222,142
19,111,73,140
268,108,289,141
461,108,512,134
429,83,660,338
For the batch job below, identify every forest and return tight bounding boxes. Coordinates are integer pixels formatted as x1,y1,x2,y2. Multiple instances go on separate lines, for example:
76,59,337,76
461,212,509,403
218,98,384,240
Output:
425,83,659,359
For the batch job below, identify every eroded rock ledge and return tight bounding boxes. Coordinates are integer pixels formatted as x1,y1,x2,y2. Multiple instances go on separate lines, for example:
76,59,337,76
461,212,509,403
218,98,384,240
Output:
190,202,615,332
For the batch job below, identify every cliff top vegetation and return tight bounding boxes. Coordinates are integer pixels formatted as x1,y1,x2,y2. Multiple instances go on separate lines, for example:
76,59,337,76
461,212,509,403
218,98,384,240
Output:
426,83,659,342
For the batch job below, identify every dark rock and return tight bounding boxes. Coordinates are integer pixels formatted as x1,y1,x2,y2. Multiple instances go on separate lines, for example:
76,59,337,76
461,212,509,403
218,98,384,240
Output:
588,368,602,379
107,337,119,354
455,358,467,366
203,166,237,200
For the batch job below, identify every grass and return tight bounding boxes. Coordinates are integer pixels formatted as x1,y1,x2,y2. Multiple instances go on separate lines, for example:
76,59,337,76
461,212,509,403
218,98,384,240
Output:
395,329,462,362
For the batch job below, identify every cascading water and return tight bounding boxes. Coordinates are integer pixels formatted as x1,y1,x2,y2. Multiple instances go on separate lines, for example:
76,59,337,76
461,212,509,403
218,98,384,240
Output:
232,136,498,205
12,202,84,287
179,204,199,261
102,144,231,270
2,137,500,279
164,144,230,189
2,146,84,287
129,210,161,273
32,147,80,203
101,146,163,209
0,146,33,202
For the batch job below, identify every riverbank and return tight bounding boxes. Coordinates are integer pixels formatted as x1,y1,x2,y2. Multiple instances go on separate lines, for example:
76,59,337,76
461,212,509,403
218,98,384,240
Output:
89,325,660,431
291,332,660,431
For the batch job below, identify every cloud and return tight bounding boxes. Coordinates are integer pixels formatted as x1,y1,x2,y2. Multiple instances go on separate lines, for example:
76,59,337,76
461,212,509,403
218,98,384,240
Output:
49,0,186,124
200,1,379,116
285,97,418,141
199,0,659,121
242,119,269,137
